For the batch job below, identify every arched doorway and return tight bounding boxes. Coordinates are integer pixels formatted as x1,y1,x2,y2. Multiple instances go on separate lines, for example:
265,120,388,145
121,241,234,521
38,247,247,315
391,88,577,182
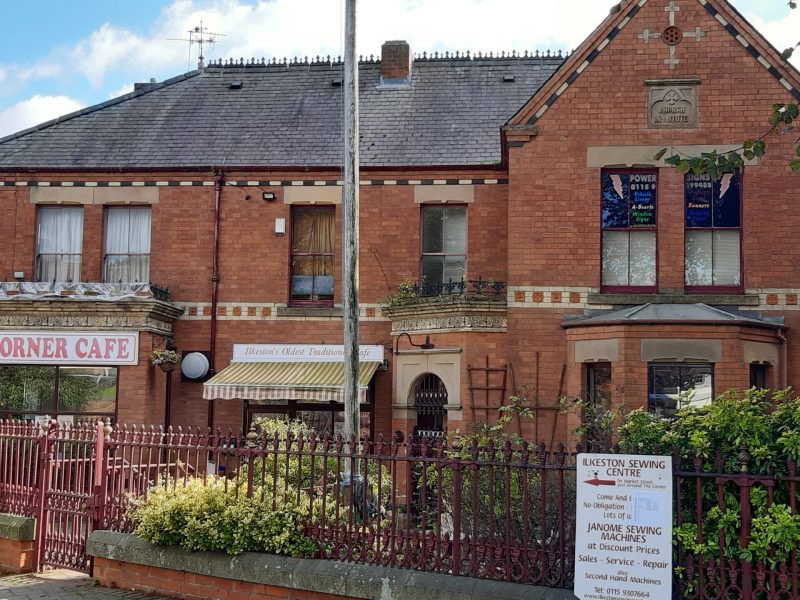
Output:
413,373,447,438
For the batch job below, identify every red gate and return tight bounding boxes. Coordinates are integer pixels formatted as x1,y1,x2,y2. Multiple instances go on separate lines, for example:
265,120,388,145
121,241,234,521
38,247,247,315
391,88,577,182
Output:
35,421,107,574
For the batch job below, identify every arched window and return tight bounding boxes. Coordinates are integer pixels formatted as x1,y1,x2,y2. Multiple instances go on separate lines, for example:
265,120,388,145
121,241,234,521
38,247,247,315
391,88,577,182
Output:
413,373,447,437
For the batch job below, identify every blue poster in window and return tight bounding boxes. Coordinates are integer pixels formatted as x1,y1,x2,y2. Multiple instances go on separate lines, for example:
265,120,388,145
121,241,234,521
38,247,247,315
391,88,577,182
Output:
602,172,656,229
684,172,740,227
602,172,629,228
713,172,741,227
629,172,657,227
684,173,713,227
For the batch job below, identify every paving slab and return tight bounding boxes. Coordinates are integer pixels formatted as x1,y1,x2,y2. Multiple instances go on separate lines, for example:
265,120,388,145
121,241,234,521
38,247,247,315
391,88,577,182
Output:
0,570,170,600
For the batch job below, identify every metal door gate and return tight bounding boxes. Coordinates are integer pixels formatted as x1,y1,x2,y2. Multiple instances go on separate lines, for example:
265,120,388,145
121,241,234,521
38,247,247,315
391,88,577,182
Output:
35,421,106,574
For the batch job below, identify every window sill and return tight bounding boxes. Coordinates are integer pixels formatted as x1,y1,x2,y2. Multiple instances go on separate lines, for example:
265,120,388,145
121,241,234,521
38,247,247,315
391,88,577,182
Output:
276,306,342,319
587,292,760,306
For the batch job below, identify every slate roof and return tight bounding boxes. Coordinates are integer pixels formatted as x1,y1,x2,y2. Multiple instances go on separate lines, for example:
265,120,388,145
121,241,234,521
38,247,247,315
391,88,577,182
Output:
0,54,564,170
563,303,784,329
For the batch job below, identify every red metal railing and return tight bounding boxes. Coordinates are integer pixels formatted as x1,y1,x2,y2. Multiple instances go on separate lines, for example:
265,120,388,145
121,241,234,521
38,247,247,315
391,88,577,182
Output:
98,426,577,587
0,420,40,517
0,419,799,597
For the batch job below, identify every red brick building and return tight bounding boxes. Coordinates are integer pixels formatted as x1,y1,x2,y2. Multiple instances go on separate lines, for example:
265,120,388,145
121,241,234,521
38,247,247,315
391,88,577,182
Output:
0,0,796,443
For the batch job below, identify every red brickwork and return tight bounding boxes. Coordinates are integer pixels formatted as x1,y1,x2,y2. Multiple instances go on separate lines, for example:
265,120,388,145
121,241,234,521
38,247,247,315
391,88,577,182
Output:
93,558,351,600
0,537,34,574
503,0,800,428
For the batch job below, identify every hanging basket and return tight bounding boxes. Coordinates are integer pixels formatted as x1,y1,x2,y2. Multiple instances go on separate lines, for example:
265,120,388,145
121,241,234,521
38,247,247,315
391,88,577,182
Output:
158,362,177,373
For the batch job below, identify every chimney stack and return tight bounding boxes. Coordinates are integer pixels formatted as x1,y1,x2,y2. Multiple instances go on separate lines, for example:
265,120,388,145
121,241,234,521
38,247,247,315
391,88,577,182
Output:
380,40,411,83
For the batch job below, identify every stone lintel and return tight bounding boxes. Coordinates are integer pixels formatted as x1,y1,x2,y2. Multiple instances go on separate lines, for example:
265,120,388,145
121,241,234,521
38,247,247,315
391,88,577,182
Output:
387,300,507,333
0,299,183,335
587,293,760,307
0,514,35,541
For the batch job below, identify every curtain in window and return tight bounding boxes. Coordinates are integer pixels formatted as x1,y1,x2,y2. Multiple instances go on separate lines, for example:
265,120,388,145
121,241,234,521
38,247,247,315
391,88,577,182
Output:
685,230,740,286
602,231,655,287
104,208,151,283
291,207,335,301
36,207,83,282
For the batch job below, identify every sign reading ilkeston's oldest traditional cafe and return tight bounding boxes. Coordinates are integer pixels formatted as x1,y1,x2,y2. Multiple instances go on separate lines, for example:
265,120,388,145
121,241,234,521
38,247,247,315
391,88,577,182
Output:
574,454,672,600
232,344,385,363
0,331,139,365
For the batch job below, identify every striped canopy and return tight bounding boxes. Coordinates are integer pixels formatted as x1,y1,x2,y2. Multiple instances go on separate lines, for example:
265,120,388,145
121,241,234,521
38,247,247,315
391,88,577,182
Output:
202,361,380,403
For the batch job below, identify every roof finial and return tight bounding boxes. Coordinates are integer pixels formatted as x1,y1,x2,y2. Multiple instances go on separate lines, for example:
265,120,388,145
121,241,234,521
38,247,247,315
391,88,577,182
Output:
168,19,227,70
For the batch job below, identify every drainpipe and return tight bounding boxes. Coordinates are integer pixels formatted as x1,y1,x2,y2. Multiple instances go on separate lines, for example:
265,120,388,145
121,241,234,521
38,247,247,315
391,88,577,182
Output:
777,328,788,389
208,170,225,429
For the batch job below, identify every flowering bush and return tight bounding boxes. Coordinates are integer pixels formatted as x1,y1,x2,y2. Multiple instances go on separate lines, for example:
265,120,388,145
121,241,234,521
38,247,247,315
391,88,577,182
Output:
150,348,180,367
129,477,316,556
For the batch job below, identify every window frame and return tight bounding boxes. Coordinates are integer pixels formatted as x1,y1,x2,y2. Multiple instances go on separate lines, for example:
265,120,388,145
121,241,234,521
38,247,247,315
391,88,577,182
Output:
600,168,659,294
0,364,119,423
289,205,336,307
419,203,468,293
35,205,84,283
683,171,743,294
647,362,714,417
103,206,152,284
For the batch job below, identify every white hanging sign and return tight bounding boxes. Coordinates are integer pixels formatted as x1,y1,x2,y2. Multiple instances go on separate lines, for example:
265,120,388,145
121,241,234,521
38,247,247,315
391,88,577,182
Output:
574,453,672,600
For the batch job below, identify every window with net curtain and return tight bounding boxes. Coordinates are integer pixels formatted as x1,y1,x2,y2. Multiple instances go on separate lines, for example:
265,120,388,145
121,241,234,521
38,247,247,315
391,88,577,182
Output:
601,170,657,291
291,206,334,304
684,172,741,290
421,206,466,293
35,207,84,282
104,207,151,283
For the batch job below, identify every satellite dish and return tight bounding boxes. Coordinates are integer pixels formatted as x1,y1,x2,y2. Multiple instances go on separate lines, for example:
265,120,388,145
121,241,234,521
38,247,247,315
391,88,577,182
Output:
181,352,210,380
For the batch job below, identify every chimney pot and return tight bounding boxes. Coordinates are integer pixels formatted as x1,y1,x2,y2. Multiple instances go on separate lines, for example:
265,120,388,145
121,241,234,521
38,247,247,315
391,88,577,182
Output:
380,40,411,82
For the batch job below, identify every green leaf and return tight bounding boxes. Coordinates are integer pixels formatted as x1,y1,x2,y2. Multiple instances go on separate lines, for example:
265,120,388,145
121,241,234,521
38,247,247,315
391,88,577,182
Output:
789,104,800,119
790,159,800,171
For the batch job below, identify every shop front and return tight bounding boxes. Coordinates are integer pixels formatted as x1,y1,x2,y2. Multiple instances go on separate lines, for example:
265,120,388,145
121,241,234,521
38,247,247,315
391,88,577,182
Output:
0,330,138,424
203,344,386,437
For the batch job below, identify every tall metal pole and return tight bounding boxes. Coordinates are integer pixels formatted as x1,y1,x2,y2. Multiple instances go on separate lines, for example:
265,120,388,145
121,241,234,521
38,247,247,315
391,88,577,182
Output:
342,0,360,449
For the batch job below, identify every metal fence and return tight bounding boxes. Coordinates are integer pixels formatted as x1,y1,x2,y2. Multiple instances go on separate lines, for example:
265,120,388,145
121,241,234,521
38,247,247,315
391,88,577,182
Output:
0,419,799,598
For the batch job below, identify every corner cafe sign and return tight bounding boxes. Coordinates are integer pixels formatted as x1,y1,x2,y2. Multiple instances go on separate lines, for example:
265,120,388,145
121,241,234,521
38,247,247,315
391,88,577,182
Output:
0,331,139,365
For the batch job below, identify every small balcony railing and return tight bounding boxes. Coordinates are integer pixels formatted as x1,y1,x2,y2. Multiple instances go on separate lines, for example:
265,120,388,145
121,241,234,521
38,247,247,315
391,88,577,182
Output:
386,278,506,307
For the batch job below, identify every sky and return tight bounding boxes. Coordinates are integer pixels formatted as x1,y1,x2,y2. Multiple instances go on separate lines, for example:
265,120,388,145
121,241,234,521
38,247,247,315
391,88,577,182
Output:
0,0,797,138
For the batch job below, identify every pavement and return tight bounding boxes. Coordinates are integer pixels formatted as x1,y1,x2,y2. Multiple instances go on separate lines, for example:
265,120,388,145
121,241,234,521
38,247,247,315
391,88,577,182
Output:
0,570,170,599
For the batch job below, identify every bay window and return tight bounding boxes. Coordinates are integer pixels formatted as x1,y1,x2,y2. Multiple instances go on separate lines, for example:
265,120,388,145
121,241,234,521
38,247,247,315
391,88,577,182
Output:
684,172,741,290
35,207,83,282
601,170,657,291
290,206,335,304
647,363,713,417
104,207,151,283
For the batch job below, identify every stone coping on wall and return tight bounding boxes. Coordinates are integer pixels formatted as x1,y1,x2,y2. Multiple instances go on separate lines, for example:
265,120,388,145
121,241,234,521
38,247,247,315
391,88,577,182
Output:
0,514,34,541
87,531,576,600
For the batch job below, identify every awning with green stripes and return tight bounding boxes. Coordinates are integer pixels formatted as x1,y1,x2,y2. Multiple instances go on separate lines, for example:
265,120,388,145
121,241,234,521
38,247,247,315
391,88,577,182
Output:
202,361,380,403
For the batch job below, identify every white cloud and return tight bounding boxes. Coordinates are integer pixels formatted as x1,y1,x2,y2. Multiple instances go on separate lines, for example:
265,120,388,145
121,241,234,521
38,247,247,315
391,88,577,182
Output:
0,95,85,139
108,82,135,99
59,0,621,88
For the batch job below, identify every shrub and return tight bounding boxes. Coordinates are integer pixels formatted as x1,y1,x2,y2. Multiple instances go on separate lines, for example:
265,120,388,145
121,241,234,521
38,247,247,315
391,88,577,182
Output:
130,477,316,557
616,388,800,571
244,417,392,518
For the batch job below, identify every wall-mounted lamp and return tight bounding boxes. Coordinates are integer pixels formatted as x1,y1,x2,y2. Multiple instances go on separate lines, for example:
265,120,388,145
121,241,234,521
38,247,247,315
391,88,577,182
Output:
275,217,286,235
393,332,435,355
262,192,276,201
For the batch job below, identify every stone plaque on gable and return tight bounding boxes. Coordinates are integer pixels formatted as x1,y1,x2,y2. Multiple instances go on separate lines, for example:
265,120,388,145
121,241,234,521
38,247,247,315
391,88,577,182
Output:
647,82,698,128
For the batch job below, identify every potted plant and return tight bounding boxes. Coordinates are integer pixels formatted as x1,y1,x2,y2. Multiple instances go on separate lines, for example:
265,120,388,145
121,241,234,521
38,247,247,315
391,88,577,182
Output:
150,348,181,372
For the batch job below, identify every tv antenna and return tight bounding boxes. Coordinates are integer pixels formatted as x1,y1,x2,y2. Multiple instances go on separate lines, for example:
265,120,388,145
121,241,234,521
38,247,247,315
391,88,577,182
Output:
168,20,226,70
